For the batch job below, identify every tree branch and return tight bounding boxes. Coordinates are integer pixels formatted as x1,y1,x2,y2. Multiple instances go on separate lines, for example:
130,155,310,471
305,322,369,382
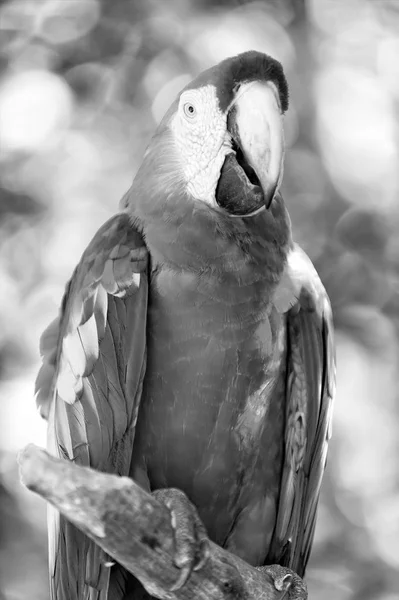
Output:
18,444,307,600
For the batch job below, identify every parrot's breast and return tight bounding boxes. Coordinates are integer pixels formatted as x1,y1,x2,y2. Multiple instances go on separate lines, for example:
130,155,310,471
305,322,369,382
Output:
131,261,288,566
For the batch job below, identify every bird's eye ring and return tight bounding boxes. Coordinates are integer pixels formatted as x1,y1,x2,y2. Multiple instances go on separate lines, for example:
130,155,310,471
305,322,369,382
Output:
183,102,196,118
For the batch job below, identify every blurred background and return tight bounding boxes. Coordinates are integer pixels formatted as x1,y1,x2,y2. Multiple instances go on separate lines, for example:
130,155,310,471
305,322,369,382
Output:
0,0,398,598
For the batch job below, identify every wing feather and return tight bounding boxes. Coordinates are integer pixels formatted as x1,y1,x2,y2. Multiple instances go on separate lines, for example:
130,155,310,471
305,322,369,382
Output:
35,212,149,599
269,245,335,577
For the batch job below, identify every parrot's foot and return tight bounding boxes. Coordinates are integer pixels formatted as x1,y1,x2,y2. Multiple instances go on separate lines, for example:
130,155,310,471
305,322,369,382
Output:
152,487,210,591
257,565,308,599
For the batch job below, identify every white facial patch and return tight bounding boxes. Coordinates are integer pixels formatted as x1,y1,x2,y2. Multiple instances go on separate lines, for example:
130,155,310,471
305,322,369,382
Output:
169,85,232,206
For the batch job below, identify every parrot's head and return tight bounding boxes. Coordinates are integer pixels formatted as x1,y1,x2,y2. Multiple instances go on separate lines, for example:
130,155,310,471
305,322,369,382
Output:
140,51,288,219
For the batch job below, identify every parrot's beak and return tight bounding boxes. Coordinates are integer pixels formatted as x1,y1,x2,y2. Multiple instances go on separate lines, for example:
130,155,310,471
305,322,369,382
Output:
229,81,285,209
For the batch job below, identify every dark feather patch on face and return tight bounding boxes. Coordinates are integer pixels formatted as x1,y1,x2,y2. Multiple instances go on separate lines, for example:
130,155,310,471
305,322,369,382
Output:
184,51,289,113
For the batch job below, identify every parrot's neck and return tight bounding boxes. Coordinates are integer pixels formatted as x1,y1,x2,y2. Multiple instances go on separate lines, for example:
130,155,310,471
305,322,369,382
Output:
136,198,290,286
126,145,292,280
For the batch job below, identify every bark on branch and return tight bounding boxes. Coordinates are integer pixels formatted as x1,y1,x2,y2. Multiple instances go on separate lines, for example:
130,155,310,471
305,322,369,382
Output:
18,444,307,600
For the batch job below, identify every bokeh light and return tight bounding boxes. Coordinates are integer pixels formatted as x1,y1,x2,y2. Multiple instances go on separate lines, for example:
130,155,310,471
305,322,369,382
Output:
0,70,74,153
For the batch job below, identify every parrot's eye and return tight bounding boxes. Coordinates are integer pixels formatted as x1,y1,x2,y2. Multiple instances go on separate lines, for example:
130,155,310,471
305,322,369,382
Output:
183,102,197,119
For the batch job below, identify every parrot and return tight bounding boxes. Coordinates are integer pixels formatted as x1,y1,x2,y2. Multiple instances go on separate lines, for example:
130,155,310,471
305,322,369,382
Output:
35,50,335,599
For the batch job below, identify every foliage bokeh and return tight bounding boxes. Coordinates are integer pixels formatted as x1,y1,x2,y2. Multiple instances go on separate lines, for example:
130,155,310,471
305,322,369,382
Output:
1,0,399,598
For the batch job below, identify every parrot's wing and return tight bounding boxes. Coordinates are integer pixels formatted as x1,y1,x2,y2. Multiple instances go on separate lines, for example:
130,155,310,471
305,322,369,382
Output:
269,243,335,577
35,212,149,600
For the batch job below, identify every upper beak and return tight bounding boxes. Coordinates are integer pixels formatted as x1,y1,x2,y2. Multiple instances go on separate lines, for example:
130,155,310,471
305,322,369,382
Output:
230,81,285,209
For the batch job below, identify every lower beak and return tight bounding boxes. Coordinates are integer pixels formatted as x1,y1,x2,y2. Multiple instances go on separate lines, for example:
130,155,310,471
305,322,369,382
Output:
231,81,285,208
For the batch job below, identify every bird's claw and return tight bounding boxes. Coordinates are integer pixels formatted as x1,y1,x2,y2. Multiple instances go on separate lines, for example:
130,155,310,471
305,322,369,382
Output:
257,564,308,599
152,487,210,591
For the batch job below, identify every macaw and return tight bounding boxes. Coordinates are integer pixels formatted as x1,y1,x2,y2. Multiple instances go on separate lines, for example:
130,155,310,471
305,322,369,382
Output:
36,51,335,599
